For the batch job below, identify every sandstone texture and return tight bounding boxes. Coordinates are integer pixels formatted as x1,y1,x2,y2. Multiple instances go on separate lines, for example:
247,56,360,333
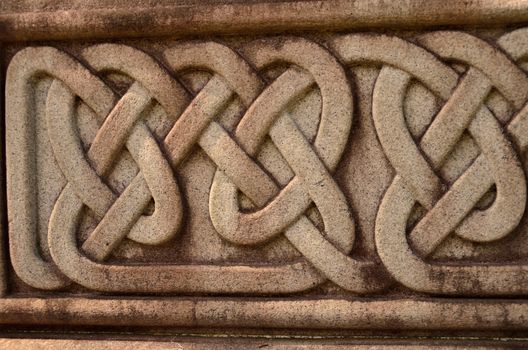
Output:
2,0,528,348
0,338,519,350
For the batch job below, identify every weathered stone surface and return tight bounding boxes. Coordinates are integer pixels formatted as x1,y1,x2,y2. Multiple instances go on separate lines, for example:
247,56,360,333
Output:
0,338,518,349
2,0,528,348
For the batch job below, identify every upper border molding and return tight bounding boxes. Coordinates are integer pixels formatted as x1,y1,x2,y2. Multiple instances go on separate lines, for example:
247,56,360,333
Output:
1,0,528,42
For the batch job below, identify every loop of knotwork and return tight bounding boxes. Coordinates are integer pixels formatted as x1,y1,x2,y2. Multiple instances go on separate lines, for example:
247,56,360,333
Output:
45,44,188,278
163,38,391,293
6,45,189,290
331,29,528,295
49,46,188,262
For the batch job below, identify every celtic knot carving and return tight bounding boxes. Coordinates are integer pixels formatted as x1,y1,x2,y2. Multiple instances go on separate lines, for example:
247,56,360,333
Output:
331,28,528,295
7,45,190,291
6,38,389,294
6,28,528,296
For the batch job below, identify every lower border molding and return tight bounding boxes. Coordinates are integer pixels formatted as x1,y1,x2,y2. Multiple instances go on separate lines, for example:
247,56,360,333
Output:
0,297,526,330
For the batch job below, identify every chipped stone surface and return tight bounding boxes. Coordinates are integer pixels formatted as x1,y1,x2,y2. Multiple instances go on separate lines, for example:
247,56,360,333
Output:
2,0,528,347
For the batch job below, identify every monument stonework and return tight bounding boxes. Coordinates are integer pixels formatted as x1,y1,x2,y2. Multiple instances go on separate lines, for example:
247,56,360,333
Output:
2,1,528,348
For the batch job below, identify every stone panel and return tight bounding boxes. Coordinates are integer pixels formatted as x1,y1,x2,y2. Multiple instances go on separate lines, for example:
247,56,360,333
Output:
2,0,528,347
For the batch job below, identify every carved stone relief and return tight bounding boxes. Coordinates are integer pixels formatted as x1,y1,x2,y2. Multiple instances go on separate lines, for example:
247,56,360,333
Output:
3,18,528,336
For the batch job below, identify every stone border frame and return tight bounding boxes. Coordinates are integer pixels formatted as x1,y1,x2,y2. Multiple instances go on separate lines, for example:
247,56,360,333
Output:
0,298,528,330
2,0,528,42
2,0,528,333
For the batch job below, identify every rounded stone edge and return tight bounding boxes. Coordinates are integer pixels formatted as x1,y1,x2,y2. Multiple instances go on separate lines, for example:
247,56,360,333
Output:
0,297,527,330
1,0,528,42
